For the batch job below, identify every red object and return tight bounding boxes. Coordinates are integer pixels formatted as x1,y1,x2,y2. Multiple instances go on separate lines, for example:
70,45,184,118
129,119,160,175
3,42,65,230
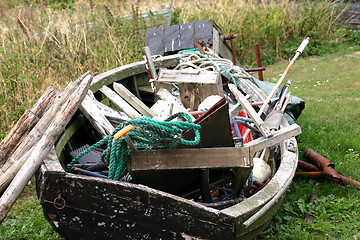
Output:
231,111,253,143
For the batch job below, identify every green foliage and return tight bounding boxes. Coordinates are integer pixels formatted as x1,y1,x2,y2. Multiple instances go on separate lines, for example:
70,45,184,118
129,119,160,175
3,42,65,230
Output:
174,0,351,66
0,179,62,240
348,30,360,45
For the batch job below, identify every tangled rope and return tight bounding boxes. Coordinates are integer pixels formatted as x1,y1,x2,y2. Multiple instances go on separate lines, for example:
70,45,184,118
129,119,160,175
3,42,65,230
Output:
177,49,255,89
66,112,201,180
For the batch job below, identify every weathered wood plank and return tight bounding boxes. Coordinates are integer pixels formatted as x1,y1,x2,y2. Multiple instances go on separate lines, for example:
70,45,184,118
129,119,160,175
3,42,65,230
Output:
129,147,252,171
100,86,141,119
0,87,59,167
113,82,156,118
156,69,223,110
245,124,302,154
0,72,93,222
80,90,114,138
228,84,272,138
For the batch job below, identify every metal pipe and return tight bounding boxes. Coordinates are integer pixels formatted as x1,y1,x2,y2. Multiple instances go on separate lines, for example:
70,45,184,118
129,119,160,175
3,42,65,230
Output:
304,148,360,188
297,160,321,172
244,67,266,72
254,44,264,81
224,34,237,65
73,167,108,179
200,169,212,203
195,38,205,55
274,80,291,111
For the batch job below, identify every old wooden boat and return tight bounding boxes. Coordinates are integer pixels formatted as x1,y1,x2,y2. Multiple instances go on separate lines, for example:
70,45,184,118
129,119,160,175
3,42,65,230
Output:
36,20,303,239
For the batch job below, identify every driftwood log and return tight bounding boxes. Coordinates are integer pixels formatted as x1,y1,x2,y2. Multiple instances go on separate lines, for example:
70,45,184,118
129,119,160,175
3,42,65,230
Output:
0,87,59,167
0,72,92,222
0,74,90,193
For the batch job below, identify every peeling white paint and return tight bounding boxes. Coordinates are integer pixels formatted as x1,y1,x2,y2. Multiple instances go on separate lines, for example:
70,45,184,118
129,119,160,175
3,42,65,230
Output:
98,222,106,227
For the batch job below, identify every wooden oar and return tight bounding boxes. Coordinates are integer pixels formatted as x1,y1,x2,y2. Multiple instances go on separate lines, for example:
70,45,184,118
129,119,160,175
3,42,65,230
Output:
0,72,92,223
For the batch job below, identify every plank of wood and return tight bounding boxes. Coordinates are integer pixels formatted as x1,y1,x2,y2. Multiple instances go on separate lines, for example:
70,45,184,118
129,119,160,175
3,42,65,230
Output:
129,147,252,171
0,87,59,167
80,90,114,138
100,86,141,119
245,123,302,154
113,82,156,118
0,72,93,222
228,84,272,138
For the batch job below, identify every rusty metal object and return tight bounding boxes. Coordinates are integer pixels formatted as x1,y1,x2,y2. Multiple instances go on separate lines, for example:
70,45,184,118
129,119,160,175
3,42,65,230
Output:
303,148,344,186
295,171,323,178
302,148,360,189
195,38,205,55
304,181,322,224
224,34,237,64
245,179,271,197
53,194,66,210
297,160,321,172
244,67,266,72
254,44,264,81
339,175,360,189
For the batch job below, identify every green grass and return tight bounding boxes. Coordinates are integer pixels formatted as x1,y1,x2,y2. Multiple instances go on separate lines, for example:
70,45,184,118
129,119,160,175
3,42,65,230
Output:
0,177,62,240
258,45,360,239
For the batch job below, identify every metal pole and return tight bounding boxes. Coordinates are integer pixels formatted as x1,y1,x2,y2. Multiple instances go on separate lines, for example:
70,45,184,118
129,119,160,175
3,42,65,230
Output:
254,43,264,81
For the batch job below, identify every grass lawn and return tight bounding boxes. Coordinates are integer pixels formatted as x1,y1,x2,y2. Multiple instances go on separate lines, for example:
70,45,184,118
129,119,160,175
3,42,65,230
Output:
259,45,360,239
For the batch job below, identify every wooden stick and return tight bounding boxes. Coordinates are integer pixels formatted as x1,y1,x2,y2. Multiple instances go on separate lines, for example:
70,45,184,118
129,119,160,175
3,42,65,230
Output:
100,86,141,119
0,72,92,222
113,82,156,118
228,84,272,138
1,75,85,167
0,87,59,167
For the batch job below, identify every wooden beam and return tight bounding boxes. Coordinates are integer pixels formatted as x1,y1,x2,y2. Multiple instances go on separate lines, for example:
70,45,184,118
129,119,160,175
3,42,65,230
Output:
129,147,252,171
228,84,272,138
80,90,114,138
113,82,156,118
100,86,141,119
245,123,302,154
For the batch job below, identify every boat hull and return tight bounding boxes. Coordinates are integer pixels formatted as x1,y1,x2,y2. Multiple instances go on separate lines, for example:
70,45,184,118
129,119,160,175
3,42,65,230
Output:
36,54,299,239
